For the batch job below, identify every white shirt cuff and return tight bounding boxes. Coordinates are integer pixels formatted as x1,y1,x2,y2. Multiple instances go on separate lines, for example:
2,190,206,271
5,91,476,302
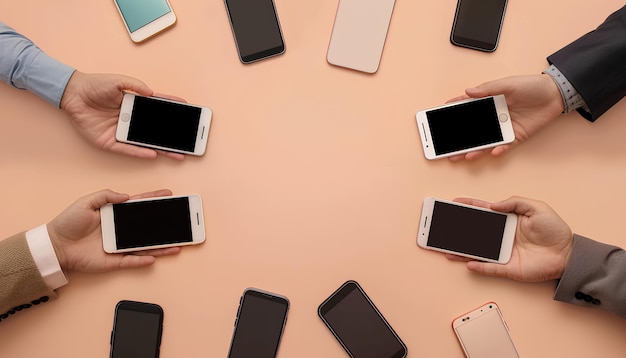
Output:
25,224,68,291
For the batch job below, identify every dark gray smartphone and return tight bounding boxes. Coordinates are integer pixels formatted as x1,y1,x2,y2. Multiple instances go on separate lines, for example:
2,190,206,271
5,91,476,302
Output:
110,300,163,358
450,0,508,52
318,280,407,358
227,288,290,358
224,0,286,63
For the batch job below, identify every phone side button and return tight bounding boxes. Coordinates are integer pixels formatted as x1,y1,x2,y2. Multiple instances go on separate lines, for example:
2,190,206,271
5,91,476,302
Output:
110,330,113,344
498,113,509,122
121,113,130,122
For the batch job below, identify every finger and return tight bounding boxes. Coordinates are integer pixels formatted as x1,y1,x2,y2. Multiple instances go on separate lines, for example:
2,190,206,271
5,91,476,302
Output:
445,94,470,104
156,149,185,161
86,189,130,209
490,196,536,216
465,78,508,98
466,260,509,278
109,142,159,159
133,247,182,257
447,154,467,162
153,93,187,103
129,189,173,200
117,75,154,97
452,197,492,209
117,255,157,269
463,150,485,161
490,144,511,157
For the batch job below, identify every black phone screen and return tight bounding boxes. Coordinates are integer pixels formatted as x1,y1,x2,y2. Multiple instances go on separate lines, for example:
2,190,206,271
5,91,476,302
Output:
228,289,289,358
110,301,163,358
128,96,201,152
319,281,407,358
225,0,285,62
451,0,508,51
426,97,503,155
428,201,507,260
113,197,193,250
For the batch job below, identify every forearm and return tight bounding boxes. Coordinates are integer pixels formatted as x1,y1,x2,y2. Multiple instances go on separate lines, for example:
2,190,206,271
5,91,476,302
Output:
0,22,75,108
546,6,626,121
554,234,626,318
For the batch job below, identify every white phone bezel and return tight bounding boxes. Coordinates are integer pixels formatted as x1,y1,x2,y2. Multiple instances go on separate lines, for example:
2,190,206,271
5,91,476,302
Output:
452,302,520,357
416,197,517,264
415,95,515,160
116,93,212,156
113,0,177,43
101,194,205,254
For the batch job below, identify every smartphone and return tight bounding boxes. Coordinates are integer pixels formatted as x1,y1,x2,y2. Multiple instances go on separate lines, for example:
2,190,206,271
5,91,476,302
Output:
318,280,407,358
227,288,290,358
224,0,286,63
415,95,514,160
101,194,205,254
116,93,212,156
452,302,520,357
113,0,177,43
417,197,517,264
450,0,508,52
110,300,163,358
326,0,396,73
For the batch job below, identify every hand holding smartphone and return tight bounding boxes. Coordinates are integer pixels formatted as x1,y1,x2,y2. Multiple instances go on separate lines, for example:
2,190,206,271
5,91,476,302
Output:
113,0,177,43
100,194,206,253
116,94,212,156
417,197,517,264
110,300,164,358
415,95,514,160
452,302,520,357
227,288,290,358
318,280,407,358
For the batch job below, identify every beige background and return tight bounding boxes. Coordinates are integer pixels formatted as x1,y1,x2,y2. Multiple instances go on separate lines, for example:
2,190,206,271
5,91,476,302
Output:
1,0,626,356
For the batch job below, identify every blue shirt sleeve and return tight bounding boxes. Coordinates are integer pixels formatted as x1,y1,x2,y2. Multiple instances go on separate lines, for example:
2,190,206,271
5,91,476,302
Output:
0,22,75,108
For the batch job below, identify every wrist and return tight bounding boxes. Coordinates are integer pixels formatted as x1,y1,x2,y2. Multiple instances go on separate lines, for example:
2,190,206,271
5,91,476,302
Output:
46,224,68,270
540,73,566,114
59,70,83,112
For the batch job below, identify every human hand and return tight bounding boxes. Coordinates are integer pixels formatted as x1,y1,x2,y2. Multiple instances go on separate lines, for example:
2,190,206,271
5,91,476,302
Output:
445,196,574,282
446,74,565,161
47,189,181,273
60,71,184,160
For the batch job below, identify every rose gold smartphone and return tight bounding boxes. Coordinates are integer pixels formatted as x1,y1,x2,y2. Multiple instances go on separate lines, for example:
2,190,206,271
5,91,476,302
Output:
452,302,520,357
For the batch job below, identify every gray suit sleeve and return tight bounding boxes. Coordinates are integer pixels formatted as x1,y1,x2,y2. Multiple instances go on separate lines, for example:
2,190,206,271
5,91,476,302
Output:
554,234,626,318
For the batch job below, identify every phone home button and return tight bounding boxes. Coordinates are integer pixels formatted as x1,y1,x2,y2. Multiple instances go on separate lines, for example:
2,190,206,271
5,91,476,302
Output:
121,113,130,122
498,113,509,122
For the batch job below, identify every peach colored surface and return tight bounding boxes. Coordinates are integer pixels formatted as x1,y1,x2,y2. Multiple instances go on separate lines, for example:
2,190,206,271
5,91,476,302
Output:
1,1,626,357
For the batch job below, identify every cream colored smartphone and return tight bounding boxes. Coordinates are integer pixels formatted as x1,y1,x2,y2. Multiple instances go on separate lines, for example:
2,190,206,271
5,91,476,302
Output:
101,195,205,253
415,95,514,160
417,197,517,264
113,0,177,43
452,302,520,358
326,0,396,73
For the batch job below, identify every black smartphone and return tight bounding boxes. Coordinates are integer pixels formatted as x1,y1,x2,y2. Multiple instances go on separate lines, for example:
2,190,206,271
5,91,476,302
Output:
110,300,164,358
224,0,286,63
227,288,290,358
450,0,508,52
318,280,407,358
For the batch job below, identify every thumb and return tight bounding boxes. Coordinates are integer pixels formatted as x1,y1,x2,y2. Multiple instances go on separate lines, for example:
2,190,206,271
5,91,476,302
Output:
465,78,508,98
85,189,130,209
117,75,154,97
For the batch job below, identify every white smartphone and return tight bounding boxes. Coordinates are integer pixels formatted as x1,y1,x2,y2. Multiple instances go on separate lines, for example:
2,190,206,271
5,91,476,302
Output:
415,95,514,160
452,302,520,358
417,197,517,264
101,194,205,253
116,93,212,156
327,0,396,73
113,0,177,43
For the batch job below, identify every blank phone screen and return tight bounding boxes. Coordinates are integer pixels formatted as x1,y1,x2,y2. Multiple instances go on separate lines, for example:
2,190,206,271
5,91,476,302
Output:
452,0,507,50
320,282,406,358
426,97,503,155
115,0,172,32
228,291,289,358
113,197,192,250
455,307,519,357
128,96,201,152
226,0,284,62
111,305,162,358
428,201,507,260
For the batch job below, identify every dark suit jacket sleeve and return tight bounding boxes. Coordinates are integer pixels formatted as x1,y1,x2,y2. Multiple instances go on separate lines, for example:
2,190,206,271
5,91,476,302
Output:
554,234,626,318
547,5,626,121
0,233,56,321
